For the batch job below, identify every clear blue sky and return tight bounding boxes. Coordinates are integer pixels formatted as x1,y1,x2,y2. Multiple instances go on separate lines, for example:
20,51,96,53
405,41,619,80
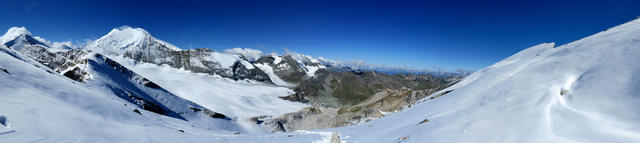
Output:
1,0,639,70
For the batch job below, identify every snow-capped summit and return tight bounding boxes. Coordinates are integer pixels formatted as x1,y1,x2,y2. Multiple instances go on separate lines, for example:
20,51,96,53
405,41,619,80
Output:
0,27,50,50
1,27,31,41
86,26,180,55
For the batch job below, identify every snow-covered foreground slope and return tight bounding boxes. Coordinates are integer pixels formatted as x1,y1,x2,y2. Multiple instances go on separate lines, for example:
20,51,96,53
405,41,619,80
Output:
106,55,308,118
327,19,640,143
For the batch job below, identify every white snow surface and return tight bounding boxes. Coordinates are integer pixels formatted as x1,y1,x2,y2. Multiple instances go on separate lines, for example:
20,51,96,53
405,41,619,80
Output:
326,18,640,143
106,55,307,118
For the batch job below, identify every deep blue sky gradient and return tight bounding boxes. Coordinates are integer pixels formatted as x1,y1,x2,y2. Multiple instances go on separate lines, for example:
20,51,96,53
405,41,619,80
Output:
1,0,639,70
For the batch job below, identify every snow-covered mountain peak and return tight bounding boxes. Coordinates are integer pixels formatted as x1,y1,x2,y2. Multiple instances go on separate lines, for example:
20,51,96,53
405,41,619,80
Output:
103,26,150,44
86,26,181,54
0,27,52,51
4,27,31,37
0,27,32,44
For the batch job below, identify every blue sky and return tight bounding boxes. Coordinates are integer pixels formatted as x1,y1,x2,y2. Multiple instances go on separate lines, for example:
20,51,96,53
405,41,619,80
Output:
1,0,639,70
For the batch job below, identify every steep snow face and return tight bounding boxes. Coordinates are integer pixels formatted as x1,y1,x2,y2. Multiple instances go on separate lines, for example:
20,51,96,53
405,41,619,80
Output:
86,26,180,54
331,19,640,143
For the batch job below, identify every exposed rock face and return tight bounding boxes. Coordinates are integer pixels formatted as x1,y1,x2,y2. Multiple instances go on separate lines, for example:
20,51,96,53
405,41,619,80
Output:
262,107,331,132
2,30,89,74
1,30,92,82
63,67,88,82
0,68,9,75
19,45,87,71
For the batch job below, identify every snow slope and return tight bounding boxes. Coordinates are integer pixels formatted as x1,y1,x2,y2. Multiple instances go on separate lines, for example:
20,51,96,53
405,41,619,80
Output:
106,55,308,118
328,18,640,143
